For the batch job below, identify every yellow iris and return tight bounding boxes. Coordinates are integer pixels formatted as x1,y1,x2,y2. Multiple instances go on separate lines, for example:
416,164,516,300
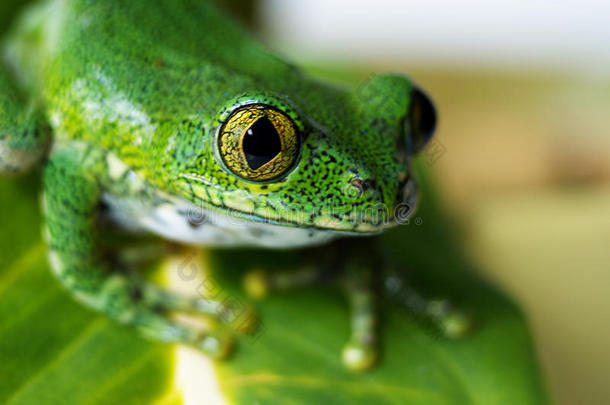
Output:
217,104,299,182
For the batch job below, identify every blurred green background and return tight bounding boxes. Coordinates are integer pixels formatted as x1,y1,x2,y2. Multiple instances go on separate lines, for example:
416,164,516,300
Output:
2,1,609,404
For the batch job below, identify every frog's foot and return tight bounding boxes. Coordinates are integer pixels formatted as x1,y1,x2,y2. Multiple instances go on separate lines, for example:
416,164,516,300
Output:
140,282,258,335
243,242,472,372
244,259,379,372
100,272,257,358
426,299,473,338
112,274,262,358
114,242,258,335
384,272,473,339
72,274,235,360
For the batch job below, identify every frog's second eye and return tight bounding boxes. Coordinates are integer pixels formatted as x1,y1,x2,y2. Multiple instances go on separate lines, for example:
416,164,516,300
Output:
217,104,300,182
408,87,437,154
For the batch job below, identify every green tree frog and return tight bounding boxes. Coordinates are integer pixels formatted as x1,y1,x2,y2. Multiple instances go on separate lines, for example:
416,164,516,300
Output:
0,0,469,371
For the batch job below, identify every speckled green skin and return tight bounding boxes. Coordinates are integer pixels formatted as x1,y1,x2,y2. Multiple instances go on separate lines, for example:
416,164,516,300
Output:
4,0,418,231
0,0,456,370
0,63,48,174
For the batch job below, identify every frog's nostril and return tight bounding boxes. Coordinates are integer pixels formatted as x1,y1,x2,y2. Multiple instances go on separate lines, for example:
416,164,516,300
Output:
349,177,376,195
350,178,367,192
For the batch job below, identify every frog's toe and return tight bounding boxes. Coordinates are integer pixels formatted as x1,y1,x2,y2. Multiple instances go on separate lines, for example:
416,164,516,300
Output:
427,299,473,339
146,285,259,335
385,270,474,339
244,264,325,299
195,329,234,360
441,310,473,339
185,296,259,335
222,302,259,334
244,268,270,299
341,338,378,372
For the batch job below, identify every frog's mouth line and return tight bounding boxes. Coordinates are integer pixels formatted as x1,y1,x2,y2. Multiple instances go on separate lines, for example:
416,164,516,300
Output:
177,175,416,235
184,197,393,235
217,207,390,235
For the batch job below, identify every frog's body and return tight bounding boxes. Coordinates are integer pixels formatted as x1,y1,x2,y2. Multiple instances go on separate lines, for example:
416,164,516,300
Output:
0,0,467,371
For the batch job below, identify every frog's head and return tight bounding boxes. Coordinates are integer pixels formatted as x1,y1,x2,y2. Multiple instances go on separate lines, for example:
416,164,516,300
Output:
175,74,435,237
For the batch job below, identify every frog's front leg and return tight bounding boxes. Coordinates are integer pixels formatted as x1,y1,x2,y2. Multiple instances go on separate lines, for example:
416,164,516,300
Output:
0,64,49,175
42,145,243,358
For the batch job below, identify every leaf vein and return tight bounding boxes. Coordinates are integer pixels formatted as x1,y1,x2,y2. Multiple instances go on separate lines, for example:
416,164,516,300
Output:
0,243,45,296
224,372,441,400
5,318,108,405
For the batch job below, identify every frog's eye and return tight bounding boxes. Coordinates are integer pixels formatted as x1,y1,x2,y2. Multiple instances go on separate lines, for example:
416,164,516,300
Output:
217,104,300,182
408,87,437,154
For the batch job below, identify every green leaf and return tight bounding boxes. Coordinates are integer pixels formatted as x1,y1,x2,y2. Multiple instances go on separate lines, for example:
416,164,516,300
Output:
0,174,180,405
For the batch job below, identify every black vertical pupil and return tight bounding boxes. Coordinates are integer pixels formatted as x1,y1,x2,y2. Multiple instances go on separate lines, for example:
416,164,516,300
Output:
242,117,282,170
